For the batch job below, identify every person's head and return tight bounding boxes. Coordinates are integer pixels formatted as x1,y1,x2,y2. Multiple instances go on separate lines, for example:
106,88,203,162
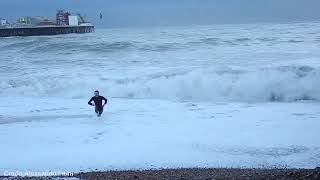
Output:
94,90,99,97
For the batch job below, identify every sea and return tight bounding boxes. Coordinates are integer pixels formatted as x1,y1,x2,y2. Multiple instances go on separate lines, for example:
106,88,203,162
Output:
0,22,320,172
1,23,320,102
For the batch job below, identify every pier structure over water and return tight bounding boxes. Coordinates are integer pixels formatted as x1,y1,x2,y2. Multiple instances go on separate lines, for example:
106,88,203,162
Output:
0,26,94,37
0,10,95,37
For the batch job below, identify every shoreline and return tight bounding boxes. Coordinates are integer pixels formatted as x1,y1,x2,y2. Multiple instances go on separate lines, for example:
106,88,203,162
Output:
1,168,319,180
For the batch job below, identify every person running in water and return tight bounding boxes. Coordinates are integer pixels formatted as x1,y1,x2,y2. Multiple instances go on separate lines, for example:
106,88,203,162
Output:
88,90,108,117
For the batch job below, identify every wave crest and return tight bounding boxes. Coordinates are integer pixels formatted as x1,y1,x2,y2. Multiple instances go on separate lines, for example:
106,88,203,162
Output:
1,66,319,103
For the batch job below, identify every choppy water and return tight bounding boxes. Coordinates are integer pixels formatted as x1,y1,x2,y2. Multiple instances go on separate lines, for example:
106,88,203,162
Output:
1,23,320,171
1,22,320,102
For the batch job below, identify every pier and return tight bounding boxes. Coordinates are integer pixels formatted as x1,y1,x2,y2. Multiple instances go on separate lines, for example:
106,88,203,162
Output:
0,25,94,37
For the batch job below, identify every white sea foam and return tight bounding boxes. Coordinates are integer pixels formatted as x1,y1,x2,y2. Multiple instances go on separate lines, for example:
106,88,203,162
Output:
1,65,319,102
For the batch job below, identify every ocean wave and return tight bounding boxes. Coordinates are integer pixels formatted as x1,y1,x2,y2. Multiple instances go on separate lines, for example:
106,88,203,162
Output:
1,40,41,50
256,37,279,42
1,66,319,103
287,39,305,43
0,34,286,55
138,43,182,52
0,35,302,57
27,41,137,54
187,37,279,47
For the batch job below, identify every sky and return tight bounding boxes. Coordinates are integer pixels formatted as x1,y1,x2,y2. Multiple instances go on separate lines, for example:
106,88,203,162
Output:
0,0,319,27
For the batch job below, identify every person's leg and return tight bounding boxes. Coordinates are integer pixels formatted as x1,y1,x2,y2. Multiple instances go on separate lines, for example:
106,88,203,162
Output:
95,107,99,116
97,106,103,117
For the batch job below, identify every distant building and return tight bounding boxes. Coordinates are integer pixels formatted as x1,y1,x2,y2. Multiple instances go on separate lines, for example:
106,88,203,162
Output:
55,10,89,26
38,20,56,26
17,17,31,25
56,10,70,26
68,15,79,26
17,16,55,26
1,18,7,26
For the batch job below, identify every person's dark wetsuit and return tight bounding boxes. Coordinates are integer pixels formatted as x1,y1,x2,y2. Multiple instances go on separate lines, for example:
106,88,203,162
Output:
88,96,108,116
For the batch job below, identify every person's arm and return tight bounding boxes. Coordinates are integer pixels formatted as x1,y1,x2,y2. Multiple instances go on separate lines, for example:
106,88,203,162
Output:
88,97,94,106
102,96,108,106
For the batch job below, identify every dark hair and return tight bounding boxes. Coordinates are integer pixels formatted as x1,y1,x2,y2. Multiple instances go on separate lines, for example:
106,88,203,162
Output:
95,90,99,93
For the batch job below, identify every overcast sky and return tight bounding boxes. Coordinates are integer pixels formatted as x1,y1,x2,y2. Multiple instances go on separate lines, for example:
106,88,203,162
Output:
0,0,319,27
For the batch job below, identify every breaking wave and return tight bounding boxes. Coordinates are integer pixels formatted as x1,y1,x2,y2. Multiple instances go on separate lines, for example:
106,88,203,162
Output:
1,65,319,103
